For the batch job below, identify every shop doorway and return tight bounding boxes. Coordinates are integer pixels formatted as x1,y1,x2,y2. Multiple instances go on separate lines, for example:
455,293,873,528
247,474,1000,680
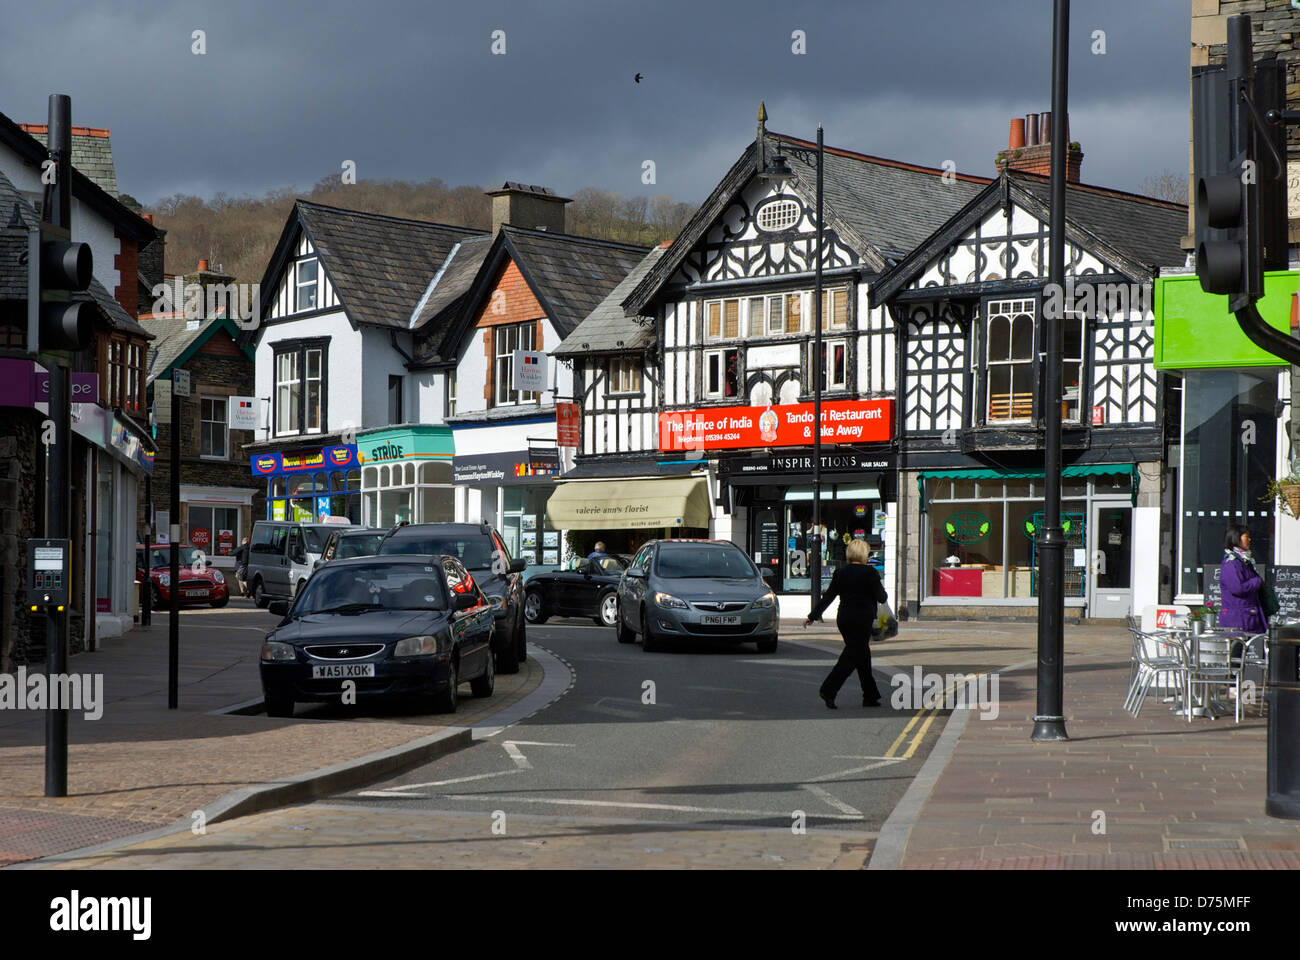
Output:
1089,503,1132,618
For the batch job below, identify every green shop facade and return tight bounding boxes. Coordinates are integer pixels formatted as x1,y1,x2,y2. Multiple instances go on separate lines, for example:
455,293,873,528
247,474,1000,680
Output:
1154,269,1300,604
357,424,456,529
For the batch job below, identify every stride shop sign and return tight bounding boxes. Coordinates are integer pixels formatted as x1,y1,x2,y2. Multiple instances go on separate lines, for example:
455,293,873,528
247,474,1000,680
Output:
658,398,893,453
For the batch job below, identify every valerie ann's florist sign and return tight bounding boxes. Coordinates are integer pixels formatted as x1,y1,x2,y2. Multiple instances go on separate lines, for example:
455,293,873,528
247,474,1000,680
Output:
659,398,893,453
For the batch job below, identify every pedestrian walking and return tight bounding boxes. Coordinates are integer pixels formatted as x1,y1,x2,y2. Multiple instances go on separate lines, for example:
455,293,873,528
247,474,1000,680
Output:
234,536,251,598
804,538,889,709
1219,524,1270,635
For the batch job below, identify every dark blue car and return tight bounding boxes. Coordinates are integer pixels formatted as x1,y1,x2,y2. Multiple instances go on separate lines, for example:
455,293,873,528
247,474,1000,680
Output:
259,555,496,717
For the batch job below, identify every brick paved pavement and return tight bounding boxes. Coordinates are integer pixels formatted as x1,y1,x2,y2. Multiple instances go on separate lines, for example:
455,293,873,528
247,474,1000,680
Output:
0,601,542,866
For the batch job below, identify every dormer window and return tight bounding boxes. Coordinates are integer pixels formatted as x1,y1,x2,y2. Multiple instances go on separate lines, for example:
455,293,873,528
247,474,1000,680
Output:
296,258,319,312
756,198,800,232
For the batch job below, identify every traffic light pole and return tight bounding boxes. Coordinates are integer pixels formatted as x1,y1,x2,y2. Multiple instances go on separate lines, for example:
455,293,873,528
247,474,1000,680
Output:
42,95,75,796
169,379,180,709
1032,0,1070,743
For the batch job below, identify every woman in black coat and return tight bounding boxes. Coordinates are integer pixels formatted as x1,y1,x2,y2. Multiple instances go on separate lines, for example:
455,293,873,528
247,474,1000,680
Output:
803,538,889,708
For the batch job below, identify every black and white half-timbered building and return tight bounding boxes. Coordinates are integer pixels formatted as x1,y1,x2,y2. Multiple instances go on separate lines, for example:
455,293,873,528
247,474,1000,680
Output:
553,107,993,617
870,166,1186,620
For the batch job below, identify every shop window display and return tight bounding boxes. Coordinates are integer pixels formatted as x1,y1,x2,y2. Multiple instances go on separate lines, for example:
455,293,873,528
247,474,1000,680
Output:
783,498,880,592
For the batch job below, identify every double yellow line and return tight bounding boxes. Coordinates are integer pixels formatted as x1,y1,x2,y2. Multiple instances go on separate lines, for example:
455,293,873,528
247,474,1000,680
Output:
884,672,987,760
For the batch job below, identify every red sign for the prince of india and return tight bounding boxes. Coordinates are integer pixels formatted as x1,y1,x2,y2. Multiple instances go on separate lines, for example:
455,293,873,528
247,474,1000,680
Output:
658,399,893,452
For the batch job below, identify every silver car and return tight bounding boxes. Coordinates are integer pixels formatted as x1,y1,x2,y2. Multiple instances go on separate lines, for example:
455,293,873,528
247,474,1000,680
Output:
615,539,778,653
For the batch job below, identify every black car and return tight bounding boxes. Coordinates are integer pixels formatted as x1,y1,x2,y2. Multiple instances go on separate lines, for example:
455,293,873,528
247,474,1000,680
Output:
259,555,496,717
314,527,385,571
525,554,629,626
378,522,527,673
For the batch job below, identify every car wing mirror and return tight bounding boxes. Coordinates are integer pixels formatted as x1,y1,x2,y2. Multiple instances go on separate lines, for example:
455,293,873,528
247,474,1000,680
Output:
509,558,527,574
760,568,774,581
453,592,478,611
626,566,646,579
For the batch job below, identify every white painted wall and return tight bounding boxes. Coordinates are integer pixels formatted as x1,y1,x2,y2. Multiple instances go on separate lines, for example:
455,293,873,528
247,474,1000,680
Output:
1131,505,1161,614
254,309,358,441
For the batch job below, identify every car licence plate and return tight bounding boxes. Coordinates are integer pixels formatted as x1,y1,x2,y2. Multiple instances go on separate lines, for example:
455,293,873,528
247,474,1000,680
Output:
311,663,376,679
701,615,741,625
185,589,209,598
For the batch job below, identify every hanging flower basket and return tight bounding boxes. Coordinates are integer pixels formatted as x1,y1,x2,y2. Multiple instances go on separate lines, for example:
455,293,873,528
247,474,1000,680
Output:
1263,475,1300,518
1282,484,1300,519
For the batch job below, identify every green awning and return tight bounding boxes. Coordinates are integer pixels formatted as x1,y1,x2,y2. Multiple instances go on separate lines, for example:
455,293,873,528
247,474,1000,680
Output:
917,464,1137,509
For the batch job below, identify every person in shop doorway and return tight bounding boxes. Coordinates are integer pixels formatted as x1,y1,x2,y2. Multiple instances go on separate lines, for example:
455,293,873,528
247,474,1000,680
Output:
587,541,609,560
234,536,251,597
804,538,889,709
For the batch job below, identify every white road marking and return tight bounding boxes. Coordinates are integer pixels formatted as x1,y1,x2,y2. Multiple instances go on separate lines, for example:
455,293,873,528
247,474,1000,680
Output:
436,793,865,820
806,758,906,784
359,769,525,795
581,703,643,719
736,658,839,666
800,783,863,818
503,740,573,769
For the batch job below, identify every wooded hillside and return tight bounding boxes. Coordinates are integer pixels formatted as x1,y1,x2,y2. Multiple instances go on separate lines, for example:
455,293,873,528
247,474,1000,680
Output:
145,175,697,285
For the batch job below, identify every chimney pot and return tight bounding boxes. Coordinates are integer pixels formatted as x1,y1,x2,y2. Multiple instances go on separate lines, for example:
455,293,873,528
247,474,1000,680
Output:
1024,114,1038,147
198,258,209,271
1008,118,1026,150
1040,112,1051,144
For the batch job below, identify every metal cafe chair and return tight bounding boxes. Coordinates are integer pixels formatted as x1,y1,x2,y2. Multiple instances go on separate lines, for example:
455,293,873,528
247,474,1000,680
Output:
1180,633,1241,722
1127,628,1187,718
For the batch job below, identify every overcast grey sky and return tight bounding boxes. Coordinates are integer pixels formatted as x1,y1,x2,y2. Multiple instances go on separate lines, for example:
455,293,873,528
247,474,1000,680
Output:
0,0,1192,206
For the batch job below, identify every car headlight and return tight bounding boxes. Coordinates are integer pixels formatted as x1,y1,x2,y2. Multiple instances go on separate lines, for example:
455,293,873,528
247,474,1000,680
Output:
751,593,777,609
213,570,225,584
394,634,441,657
260,641,295,662
653,592,688,609
487,594,508,611
158,574,170,587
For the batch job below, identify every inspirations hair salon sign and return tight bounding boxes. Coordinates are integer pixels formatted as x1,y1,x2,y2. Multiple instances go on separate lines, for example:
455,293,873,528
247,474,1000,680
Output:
658,398,893,453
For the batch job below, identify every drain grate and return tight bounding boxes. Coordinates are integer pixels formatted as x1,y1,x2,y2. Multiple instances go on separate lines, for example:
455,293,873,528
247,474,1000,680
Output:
1165,838,1245,851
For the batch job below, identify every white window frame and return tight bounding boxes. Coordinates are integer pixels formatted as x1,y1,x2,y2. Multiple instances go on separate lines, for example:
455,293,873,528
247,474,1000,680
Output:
704,347,739,400
275,351,300,436
200,395,229,460
985,298,1036,424
1061,310,1084,424
818,287,849,332
494,322,538,406
304,346,324,432
296,257,319,312
609,356,642,395
445,368,457,417
819,339,848,392
703,299,741,342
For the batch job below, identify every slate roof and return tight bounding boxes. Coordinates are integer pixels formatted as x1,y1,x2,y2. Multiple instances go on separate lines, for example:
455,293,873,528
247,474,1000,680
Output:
138,313,220,383
1013,173,1187,271
0,168,148,337
500,225,649,337
20,125,119,198
625,132,992,315
553,245,667,357
410,234,492,329
274,200,488,330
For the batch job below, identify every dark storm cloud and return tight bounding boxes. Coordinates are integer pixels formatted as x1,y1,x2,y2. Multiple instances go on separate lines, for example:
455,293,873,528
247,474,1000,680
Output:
0,0,1190,206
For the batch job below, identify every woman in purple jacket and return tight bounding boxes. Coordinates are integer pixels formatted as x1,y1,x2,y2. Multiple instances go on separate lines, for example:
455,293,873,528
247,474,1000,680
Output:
1219,524,1267,634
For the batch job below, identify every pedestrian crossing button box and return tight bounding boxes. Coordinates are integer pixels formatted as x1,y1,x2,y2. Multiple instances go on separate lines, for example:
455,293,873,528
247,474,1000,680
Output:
27,538,70,607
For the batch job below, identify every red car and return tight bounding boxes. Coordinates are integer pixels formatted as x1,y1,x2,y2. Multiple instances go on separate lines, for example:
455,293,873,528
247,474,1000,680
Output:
137,544,229,609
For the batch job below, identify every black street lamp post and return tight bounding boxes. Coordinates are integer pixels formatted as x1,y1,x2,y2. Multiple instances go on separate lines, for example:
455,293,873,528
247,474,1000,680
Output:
761,127,826,609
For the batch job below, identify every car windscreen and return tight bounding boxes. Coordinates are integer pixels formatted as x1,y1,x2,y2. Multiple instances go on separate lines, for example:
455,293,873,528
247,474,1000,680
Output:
293,562,448,616
335,534,385,559
151,548,205,569
654,545,756,579
383,536,495,570
302,527,331,553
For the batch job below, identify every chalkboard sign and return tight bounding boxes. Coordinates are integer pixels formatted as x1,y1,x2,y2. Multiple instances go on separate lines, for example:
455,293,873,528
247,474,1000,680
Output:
1269,566,1300,619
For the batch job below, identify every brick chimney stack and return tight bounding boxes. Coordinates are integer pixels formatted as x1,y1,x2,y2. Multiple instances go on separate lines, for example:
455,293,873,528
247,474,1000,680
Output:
997,111,1083,182
486,182,572,236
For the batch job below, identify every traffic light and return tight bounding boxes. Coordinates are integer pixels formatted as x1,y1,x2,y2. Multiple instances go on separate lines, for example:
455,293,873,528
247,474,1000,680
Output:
31,221,95,352
1193,16,1262,312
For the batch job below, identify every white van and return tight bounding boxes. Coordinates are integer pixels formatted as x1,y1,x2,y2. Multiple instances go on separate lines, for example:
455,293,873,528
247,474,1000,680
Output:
247,520,349,607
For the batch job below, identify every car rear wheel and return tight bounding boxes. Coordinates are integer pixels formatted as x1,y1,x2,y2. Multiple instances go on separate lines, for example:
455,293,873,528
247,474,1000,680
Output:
151,584,163,611
470,647,495,698
524,590,547,624
432,658,459,713
596,591,618,627
252,578,269,609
